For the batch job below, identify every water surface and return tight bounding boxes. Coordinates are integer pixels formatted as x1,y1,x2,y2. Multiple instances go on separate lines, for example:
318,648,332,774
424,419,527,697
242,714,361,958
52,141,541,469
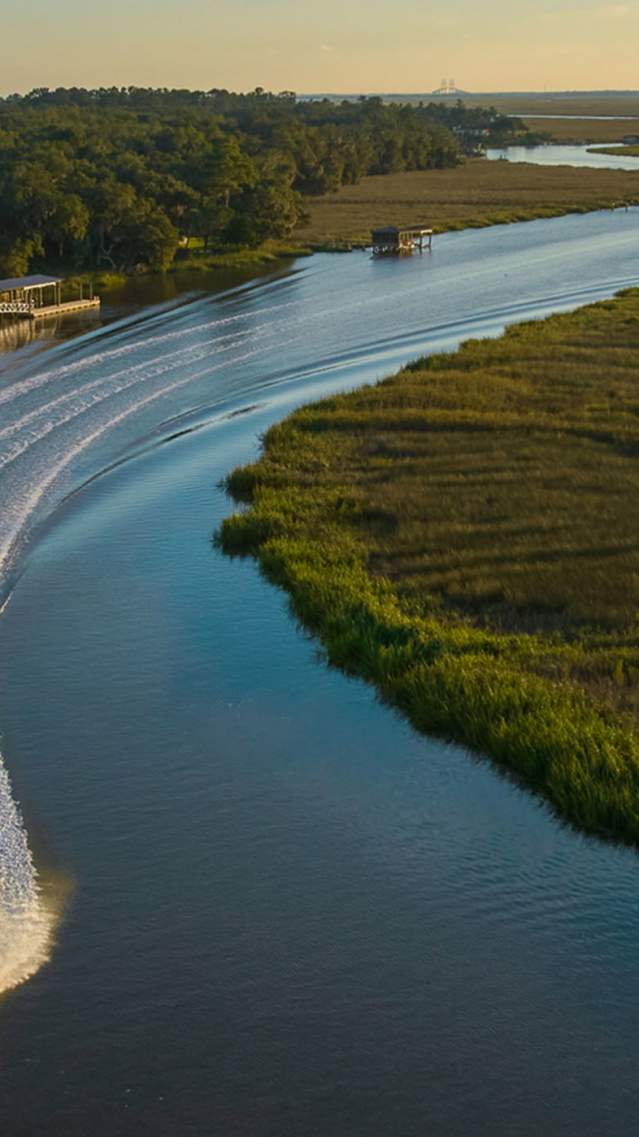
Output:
2,212,639,1135
487,142,639,170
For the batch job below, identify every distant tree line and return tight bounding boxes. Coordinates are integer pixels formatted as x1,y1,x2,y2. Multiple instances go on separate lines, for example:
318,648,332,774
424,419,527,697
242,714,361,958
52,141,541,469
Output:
0,88,521,275
415,99,537,148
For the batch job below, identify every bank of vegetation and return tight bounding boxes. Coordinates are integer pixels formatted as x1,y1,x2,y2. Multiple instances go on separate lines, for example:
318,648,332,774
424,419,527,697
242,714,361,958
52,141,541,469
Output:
296,160,639,247
219,290,639,844
0,87,501,278
522,117,639,143
591,145,639,158
462,95,639,118
0,88,547,278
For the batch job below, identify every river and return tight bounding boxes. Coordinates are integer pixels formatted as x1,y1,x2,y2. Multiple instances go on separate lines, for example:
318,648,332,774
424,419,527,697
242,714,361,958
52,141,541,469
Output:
1,211,639,1136
487,142,639,170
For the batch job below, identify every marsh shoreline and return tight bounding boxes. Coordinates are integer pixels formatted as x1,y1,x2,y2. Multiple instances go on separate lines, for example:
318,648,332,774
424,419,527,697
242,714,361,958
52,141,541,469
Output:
220,289,639,846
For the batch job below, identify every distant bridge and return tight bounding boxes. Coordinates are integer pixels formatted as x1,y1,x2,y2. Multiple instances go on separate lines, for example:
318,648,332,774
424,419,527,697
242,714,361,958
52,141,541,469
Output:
432,79,465,96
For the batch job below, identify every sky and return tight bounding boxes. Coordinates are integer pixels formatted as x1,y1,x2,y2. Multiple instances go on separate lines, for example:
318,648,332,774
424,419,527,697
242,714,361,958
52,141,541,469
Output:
2,0,638,95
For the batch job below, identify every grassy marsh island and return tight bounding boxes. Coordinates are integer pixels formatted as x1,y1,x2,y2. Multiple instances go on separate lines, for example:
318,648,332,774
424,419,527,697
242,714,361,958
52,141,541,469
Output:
591,145,639,158
296,160,639,247
220,290,639,844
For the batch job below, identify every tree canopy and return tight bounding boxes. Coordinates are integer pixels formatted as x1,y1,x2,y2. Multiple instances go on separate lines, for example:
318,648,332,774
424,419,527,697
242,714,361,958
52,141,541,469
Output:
0,88,521,275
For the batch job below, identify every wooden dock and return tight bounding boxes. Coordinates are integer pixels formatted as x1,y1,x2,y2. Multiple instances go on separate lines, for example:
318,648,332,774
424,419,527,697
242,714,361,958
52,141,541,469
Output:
29,298,101,320
0,274,101,321
371,225,433,255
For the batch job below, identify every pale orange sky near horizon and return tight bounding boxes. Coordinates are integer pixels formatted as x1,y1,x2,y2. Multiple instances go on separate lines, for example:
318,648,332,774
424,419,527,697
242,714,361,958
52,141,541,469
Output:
1,0,638,95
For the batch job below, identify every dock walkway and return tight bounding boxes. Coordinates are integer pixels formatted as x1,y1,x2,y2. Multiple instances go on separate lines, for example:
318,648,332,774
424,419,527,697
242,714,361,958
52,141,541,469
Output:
28,298,101,320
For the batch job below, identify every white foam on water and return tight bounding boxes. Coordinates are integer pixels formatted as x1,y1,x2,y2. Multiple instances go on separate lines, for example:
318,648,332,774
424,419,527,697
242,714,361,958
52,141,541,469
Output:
0,756,54,994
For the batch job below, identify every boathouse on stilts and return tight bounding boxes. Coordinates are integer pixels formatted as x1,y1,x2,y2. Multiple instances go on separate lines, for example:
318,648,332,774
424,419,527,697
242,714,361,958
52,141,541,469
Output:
371,226,433,255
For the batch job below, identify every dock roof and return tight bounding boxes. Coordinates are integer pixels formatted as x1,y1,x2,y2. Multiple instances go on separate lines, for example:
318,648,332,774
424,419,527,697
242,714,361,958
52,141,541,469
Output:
371,225,433,236
0,274,61,293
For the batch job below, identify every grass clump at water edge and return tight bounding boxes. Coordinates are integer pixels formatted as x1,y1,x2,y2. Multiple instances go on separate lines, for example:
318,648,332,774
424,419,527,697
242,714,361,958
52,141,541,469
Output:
217,290,639,846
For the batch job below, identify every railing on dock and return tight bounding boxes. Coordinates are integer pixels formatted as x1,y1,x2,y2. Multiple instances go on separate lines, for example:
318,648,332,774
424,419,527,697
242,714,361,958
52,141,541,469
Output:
0,301,34,315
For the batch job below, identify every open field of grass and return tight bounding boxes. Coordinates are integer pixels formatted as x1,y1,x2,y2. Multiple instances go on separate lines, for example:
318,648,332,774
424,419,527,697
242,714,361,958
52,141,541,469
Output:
219,290,639,845
462,95,639,117
388,94,639,119
522,116,639,143
296,160,639,246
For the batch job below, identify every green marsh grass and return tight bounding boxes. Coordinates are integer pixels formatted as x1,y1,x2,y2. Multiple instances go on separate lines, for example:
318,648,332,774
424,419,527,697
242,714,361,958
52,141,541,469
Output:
523,117,639,143
296,161,639,247
591,145,639,158
219,291,639,844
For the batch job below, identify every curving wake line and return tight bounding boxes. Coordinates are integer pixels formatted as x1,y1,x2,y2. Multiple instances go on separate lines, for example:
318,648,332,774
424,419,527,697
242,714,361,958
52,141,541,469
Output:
0,757,53,994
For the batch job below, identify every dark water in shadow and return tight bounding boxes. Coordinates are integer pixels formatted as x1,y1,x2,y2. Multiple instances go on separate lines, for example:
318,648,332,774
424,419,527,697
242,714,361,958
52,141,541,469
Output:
1,213,639,1135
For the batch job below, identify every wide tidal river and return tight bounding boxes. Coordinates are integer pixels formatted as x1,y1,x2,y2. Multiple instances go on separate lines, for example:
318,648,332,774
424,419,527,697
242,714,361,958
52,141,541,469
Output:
1,211,639,1136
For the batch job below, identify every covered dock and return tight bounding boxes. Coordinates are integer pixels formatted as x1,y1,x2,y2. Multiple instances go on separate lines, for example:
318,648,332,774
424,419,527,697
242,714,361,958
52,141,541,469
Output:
371,226,433,255
0,274,100,320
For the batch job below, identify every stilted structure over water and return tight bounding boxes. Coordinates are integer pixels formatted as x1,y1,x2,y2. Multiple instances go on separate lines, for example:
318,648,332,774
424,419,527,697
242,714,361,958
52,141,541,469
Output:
371,226,433,255
0,275,100,320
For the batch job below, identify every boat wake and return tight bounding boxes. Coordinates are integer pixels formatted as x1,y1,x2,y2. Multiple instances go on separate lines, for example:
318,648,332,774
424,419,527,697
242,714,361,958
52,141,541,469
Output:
0,757,54,994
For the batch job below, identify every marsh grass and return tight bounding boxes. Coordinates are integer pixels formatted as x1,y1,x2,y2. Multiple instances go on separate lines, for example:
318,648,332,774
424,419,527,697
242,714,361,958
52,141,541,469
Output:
592,145,639,158
170,240,312,272
219,290,639,844
464,96,639,117
523,117,639,143
296,160,639,246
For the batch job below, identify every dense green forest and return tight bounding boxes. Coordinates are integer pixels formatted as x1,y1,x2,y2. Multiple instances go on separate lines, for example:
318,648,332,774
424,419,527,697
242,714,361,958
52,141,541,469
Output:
0,88,525,275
